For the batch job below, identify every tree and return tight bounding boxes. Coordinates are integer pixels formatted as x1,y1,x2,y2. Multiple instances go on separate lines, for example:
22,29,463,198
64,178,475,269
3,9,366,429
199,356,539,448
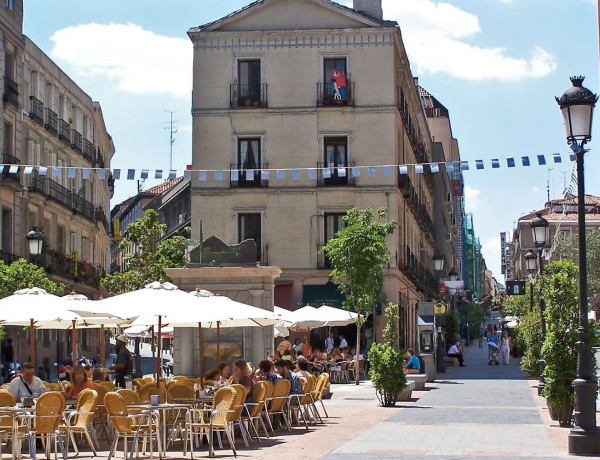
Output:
0,259,64,299
457,300,485,345
321,207,396,385
382,302,399,349
102,210,187,296
555,229,600,301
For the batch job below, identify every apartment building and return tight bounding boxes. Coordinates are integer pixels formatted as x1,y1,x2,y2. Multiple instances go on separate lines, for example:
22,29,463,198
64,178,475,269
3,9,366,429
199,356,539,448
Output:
1,0,114,371
188,0,443,349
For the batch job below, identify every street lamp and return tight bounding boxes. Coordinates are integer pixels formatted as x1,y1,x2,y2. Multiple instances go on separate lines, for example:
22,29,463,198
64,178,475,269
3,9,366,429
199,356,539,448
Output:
432,254,446,374
556,76,599,455
26,229,44,256
448,268,458,282
433,253,445,273
525,250,537,313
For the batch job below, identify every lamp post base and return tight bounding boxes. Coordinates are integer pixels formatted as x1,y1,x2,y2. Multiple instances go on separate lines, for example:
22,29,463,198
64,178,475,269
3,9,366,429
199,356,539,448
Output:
568,428,600,455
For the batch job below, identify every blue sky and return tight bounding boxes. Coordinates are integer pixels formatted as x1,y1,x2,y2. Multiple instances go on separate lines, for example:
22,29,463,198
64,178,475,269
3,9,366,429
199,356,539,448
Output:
23,0,600,282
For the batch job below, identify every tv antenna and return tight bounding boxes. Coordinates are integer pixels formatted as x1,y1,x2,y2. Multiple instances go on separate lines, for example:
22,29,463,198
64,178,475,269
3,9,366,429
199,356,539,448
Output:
163,110,179,173
546,168,554,204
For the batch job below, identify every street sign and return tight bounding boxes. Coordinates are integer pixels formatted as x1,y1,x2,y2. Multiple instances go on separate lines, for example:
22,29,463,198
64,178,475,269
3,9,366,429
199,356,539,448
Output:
433,303,447,315
506,281,526,296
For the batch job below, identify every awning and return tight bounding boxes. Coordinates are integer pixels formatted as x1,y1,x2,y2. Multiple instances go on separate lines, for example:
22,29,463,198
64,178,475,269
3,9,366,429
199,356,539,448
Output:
302,284,344,308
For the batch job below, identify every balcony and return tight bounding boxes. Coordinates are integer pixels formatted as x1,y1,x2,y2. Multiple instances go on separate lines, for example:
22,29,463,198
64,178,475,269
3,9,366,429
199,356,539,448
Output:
29,96,44,125
230,164,269,188
71,129,82,153
44,108,58,135
58,119,71,145
317,81,354,107
33,252,103,288
317,162,355,187
230,84,268,108
3,77,19,109
317,245,332,269
28,173,96,224
95,205,110,234
398,173,434,238
398,246,437,295
1,152,20,182
82,139,94,163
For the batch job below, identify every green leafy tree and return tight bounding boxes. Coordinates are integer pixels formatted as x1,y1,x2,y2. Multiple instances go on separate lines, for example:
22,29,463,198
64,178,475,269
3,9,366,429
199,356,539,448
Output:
457,301,485,345
382,303,399,349
321,208,396,385
441,311,458,352
555,230,600,303
0,259,64,299
102,210,187,296
368,342,406,407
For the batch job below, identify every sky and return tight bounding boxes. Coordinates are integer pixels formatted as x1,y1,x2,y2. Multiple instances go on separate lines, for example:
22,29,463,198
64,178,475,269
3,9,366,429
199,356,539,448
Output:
22,0,600,283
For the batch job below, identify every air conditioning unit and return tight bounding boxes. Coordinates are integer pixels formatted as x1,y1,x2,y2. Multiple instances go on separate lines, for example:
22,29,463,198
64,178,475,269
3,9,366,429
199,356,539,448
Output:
446,232,452,242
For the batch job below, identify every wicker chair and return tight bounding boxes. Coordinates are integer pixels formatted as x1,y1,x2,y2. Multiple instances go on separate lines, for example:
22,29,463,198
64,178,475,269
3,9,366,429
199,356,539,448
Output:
260,381,274,434
242,381,270,442
185,386,237,458
165,384,195,447
116,389,140,407
98,380,116,391
21,391,67,459
267,379,291,432
104,391,162,460
132,378,145,392
229,384,250,448
60,388,99,456
138,382,166,404
92,384,110,443
0,389,19,458
304,375,322,424
47,383,62,392
312,373,330,418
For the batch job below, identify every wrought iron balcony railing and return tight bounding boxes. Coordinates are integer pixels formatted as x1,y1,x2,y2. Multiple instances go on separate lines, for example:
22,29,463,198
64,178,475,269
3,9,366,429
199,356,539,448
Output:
317,81,354,107
29,96,44,125
44,108,58,135
58,119,70,145
317,162,356,186
230,163,269,188
3,77,18,109
230,83,268,108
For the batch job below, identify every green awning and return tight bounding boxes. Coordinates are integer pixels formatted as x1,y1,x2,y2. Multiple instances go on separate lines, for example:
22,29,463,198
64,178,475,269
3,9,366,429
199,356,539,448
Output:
302,284,344,308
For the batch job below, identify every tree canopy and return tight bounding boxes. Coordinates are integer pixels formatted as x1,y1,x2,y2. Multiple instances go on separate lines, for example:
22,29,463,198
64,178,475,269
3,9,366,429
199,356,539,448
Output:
0,258,64,299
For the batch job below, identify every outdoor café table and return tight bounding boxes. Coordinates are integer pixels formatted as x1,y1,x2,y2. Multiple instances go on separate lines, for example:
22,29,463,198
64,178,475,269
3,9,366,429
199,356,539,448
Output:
0,405,36,459
127,402,192,456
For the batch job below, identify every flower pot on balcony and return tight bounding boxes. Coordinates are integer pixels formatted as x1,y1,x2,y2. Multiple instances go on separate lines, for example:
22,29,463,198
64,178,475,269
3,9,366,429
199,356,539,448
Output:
244,97,252,106
253,100,260,107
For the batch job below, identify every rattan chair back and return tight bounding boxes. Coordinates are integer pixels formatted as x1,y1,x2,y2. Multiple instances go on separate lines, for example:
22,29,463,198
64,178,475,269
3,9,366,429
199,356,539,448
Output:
167,383,195,403
34,391,66,434
72,388,98,428
248,381,267,417
212,386,237,427
104,392,134,434
116,389,140,406
269,379,290,412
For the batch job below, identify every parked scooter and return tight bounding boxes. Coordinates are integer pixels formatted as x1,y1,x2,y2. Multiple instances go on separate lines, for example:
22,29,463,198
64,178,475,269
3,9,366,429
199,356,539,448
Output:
54,361,72,381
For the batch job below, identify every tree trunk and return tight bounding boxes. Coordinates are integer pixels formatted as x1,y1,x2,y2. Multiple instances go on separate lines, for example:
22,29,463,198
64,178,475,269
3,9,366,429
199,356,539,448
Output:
355,321,360,385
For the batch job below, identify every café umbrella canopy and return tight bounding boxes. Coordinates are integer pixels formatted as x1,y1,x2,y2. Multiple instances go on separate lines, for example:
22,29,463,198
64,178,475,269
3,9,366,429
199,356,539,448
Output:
288,305,327,330
317,304,361,326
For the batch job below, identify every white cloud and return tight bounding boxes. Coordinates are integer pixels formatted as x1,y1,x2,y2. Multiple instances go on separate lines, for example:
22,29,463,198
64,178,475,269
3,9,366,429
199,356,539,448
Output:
50,23,192,98
532,186,540,193
464,185,481,211
382,0,556,81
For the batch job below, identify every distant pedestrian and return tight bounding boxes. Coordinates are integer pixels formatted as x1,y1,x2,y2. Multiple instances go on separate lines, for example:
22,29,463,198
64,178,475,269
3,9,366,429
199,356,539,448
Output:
501,331,511,365
478,335,483,348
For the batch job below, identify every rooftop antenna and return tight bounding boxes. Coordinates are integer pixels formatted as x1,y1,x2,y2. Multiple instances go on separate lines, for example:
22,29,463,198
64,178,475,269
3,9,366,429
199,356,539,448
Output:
163,110,178,173
546,168,554,204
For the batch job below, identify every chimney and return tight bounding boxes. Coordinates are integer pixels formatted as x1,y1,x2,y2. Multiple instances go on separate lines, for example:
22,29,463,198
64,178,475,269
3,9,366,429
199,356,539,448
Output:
353,0,383,20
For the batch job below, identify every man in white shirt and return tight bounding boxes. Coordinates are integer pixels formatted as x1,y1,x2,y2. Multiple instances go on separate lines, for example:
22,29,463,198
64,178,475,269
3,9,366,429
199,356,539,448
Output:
8,362,47,399
447,341,465,367
339,334,348,349
325,332,335,354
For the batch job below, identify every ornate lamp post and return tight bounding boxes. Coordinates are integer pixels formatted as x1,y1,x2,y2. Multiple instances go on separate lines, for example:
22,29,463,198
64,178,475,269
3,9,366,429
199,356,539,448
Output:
26,229,44,256
556,76,599,455
525,250,537,313
432,254,445,374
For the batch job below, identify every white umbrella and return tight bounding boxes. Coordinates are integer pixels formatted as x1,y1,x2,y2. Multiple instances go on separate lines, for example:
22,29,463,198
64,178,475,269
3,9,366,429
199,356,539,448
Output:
274,325,290,338
288,305,326,330
317,304,360,326
274,306,295,326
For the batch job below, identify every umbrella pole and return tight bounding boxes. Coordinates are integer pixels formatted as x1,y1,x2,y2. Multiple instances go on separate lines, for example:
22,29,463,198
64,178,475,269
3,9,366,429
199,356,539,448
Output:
100,325,105,368
71,320,77,368
29,319,34,365
198,322,203,388
216,322,220,364
151,326,156,381
157,315,162,382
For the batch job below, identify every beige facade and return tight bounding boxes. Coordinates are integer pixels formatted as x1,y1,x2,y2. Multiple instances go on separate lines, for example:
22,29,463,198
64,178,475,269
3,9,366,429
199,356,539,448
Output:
1,0,114,370
189,0,438,349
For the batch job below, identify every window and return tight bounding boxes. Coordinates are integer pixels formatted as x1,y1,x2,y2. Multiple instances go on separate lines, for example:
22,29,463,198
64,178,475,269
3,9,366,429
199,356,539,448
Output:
323,213,346,268
234,138,264,187
238,213,262,262
70,231,77,254
4,51,14,79
81,237,90,261
6,0,13,11
321,57,351,104
320,137,350,186
238,60,261,100
1,209,12,254
3,122,13,157
57,225,65,252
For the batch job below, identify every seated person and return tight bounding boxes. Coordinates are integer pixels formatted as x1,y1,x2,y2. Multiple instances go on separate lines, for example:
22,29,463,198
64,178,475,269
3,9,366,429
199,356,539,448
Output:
92,368,110,382
8,362,46,399
403,348,420,374
64,365,94,399
295,358,311,378
216,362,231,383
232,359,254,402
203,367,220,382
256,359,279,384
329,348,344,371
274,359,302,395
447,341,466,367
310,348,326,362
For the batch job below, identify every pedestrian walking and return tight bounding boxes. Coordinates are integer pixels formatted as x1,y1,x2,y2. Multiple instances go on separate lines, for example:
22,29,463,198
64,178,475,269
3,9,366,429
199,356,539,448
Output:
501,331,511,365
478,334,483,348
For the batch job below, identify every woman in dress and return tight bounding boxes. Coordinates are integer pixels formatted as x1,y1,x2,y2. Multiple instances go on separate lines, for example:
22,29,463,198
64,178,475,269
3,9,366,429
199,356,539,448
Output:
501,331,511,365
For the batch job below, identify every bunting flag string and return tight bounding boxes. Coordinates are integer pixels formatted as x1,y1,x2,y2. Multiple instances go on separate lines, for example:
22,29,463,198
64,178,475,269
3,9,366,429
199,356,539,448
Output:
0,152,579,183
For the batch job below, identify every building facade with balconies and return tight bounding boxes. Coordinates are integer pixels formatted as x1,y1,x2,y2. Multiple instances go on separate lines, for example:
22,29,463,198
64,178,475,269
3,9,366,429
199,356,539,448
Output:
1,0,114,300
189,0,437,349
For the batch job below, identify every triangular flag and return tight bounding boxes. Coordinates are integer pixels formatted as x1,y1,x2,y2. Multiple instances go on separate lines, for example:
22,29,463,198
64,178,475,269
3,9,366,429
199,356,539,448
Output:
168,170,176,180
460,161,469,171
231,170,239,181
446,163,454,173
9,165,18,175
308,169,317,180
246,169,254,181
261,170,269,181
553,153,562,163
537,155,546,165
97,169,106,180
475,160,484,170
24,166,33,175
398,165,408,175
53,167,61,178
39,167,47,176
507,158,515,168
214,170,223,181
522,156,530,166
155,170,163,179
277,170,285,180
352,167,361,177
337,167,346,178
367,166,375,176
415,164,424,174
183,170,191,180
430,163,439,173
491,159,499,169
82,168,91,180
141,170,149,180
383,166,391,176
323,168,331,179
198,171,207,181
127,169,135,180
293,169,301,180
113,169,121,180
68,167,76,179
